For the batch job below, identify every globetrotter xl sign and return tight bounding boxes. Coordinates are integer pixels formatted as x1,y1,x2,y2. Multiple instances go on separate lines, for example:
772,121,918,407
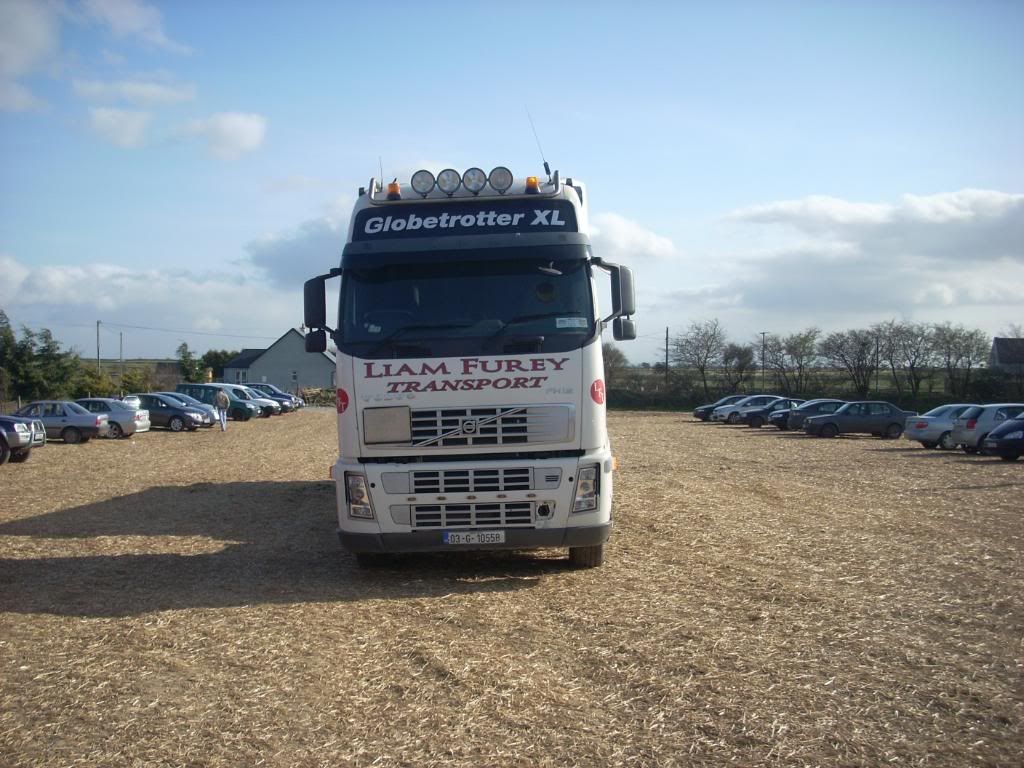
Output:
352,199,579,241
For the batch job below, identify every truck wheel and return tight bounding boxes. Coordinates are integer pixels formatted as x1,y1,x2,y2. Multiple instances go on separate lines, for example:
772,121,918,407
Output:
62,427,82,444
569,544,604,568
0,438,10,465
9,448,31,463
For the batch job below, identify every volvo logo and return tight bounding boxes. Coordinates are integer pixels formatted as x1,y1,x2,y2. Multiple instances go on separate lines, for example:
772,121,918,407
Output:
461,418,478,435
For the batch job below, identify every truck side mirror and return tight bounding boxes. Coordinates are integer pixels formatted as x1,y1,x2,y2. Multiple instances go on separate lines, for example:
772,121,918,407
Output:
613,317,636,341
611,266,636,317
305,329,327,353
304,276,327,329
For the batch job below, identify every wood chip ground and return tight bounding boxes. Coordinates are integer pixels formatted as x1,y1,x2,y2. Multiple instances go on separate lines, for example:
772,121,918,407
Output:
1,410,1021,766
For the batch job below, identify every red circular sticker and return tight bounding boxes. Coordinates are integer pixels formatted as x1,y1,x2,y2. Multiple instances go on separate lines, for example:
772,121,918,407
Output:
336,388,350,413
590,379,606,405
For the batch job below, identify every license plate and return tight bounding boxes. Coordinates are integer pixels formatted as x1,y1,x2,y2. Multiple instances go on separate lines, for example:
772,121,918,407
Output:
443,531,506,545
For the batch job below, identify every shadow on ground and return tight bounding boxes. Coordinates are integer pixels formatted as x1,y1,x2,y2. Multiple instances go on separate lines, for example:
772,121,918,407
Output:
0,481,560,617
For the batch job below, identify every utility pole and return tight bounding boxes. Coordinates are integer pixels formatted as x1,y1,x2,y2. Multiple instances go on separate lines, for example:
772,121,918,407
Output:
664,327,669,384
760,331,768,391
96,320,101,374
119,332,124,383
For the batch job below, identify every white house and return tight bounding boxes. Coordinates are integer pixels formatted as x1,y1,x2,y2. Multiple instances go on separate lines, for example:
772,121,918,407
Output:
222,329,335,391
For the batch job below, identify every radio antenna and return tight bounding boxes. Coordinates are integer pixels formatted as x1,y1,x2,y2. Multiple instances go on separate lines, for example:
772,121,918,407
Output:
378,156,384,185
526,107,551,182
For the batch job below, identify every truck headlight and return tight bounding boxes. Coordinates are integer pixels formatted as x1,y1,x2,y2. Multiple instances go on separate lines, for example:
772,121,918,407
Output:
572,465,600,513
345,473,375,519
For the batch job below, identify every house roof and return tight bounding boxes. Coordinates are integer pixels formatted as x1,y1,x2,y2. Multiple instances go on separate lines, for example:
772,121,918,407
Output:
224,348,266,370
993,337,1024,365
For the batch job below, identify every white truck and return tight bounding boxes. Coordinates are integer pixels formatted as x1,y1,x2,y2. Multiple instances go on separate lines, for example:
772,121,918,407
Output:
303,166,636,567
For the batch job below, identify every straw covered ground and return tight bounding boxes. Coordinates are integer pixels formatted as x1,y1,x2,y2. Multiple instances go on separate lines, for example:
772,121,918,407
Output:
1,409,1021,767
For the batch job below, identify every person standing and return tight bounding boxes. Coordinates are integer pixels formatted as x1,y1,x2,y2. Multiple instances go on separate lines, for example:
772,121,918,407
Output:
214,388,230,431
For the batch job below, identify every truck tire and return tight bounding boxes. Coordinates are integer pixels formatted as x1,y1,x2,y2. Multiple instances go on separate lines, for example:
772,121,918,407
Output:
569,544,604,568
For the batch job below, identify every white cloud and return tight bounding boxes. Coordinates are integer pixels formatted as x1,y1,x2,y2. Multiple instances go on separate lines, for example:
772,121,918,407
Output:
182,112,267,160
591,213,677,261
83,0,190,54
0,255,299,357
246,209,349,288
89,106,150,147
74,77,195,106
0,0,61,111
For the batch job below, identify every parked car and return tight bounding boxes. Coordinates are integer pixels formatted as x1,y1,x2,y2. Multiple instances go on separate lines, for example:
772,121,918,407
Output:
175,383,259,421
903,403,978,450
952,403,1024,454
237,385,283,417
250,382,304,409
0,414,46,464
693,395,746,422
804,401,917,439
981,417,1024,462
121,395,141,409
135,393,206,432
244,385,294,413
14,400,109,443
786,399,847,431
711,395,781,424
153,392,216,426
76,397,151,438
744,398,805,428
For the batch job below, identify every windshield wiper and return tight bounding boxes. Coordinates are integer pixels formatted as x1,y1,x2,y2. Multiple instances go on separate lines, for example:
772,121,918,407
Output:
365,323,472,356
486,311,587,341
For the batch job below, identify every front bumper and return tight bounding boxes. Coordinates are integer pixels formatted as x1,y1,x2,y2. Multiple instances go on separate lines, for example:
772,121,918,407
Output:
339,522,611,553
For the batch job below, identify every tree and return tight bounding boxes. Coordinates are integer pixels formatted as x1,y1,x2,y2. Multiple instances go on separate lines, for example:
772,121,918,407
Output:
73,366,117,398
602,343,629,388
872,320,935,402
0,309,15,402
177,342,203,383
721,342,755,393
671,319,725,399
818,329,878,398
932,323,989,398
121,366,154,395
764,327,820,395
200,349,238,380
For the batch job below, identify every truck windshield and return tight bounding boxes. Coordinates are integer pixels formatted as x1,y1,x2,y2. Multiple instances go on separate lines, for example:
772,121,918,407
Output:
338,249,596,359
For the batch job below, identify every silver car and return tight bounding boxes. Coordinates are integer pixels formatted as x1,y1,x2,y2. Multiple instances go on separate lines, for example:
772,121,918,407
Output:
77,397,151,438
14,400,110,443
711,395,780,424
903,403,978,450
951,403,1024,454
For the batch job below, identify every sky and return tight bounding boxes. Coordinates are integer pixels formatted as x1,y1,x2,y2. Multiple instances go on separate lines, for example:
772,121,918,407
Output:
1,0,1022,366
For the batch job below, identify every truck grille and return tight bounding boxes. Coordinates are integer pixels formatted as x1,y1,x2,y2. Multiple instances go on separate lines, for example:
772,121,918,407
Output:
410,405,573,447
413,502,534,529
412,468,531,493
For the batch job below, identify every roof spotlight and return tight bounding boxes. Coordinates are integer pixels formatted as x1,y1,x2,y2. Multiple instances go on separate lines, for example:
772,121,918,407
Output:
410,170,435,196
462,167,487,194
436,168,462,195
488,166,513,194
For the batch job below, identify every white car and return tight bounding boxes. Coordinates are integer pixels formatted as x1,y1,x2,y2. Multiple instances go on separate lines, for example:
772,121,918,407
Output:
711,395,781,424
951,403,1024,454
903,403,977,450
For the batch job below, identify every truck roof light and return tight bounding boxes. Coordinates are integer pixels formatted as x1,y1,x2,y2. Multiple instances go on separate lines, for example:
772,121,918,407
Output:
386,179,401,200
462,167,487,194
436,169,461,195
488,166,513,193
525,176,540,194
411,169,435,196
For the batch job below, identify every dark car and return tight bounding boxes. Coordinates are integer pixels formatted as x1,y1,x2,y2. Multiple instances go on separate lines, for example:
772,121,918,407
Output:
250,383,304,410
693,395,746,422
805,401,917,439
786,399,847,431
981,418,1024,462
154,392,216,427
136,393,206,432
0,414,46,464
744,398,805,429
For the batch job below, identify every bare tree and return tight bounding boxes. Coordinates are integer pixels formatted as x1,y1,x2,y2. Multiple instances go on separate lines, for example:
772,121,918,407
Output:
765,327,820,395
1001,323,1023,338
818,329,878,398
671,319,725,399
722,342,756,393
602,343,630,389
932,323,989,398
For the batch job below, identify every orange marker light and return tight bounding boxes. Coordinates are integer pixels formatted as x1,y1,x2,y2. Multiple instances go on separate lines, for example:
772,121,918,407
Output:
386,180,401,200
525,176,540,194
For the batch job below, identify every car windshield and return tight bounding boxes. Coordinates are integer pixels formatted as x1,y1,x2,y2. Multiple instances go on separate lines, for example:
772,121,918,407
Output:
922,406,952,417
167,393,202,406
338,249,595,359
159,394,189,406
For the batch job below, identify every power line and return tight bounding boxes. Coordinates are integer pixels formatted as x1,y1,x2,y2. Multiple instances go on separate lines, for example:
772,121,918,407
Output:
101,322,278,340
